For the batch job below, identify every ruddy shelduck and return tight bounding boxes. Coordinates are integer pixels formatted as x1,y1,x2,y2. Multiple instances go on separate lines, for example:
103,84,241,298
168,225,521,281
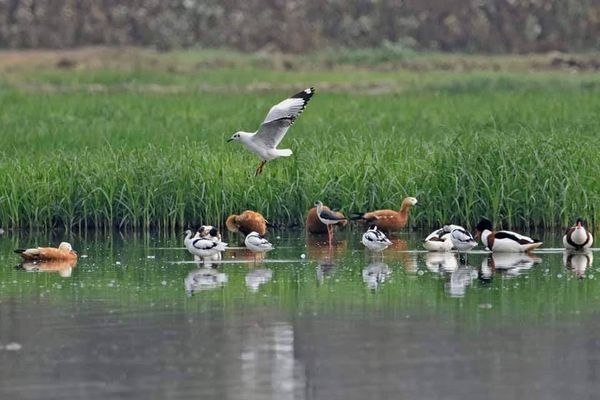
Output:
226,210,268,236
14,242,78,261
352,197,417,233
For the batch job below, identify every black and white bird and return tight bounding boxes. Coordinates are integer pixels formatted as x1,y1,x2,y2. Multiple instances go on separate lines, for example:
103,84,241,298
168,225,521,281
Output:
184,229,228,261
423,227,453,251
475,218,542,252
228,87,315,176
563,218,593,250
361,225,393,253
196,225,225,261
244,231,274,256
444,225,478,252
314,201,347,243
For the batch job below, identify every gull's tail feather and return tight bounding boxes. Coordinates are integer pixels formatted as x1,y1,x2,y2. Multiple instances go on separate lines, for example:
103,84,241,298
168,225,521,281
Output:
271,149,292,157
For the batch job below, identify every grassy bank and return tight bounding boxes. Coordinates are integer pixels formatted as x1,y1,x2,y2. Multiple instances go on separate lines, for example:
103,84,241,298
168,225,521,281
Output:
1,48,599,231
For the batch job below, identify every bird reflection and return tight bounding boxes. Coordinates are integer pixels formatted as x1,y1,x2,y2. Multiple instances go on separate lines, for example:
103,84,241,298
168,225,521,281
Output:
17,259,77,278
481,252,542,278
445,265,477,297
225,247,266,266
306,236,347,284
424,252,458,274
245,269,273,291
384,238,418,273
184,268,228,295
362,262,391,290
564,250,593,279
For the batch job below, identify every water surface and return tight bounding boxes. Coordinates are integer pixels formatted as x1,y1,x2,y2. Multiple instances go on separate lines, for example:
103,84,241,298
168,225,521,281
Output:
1,229,599,399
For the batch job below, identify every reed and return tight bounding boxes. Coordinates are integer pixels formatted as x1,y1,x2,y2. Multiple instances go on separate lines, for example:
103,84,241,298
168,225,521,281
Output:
1,53,600,231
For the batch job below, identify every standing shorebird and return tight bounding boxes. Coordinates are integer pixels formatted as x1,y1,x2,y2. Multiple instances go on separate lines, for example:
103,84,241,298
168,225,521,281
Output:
314,201,347,244
184,229,228,262
227,87,315,176
444,224,477,263
361,225,393,255
244,232,274,260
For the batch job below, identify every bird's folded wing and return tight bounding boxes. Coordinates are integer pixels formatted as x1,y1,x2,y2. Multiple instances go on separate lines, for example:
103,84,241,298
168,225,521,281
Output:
192,238,217,250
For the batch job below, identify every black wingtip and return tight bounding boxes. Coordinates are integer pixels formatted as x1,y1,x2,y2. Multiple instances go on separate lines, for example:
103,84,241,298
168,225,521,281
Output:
350,213,365,220
292,87,315,101
14,249,25,254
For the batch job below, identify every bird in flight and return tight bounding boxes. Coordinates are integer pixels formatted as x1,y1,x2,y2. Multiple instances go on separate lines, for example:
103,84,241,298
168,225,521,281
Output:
228,87,315,176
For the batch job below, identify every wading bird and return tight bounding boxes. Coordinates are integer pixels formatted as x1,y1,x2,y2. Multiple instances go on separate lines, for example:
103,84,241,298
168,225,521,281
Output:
15,242,78,262
244,231,274,260
361,225,393,254
475,218,542,252
563,218,593,250
314,201,347,243
184,229,228,261
227,87,315,176
351,197,417,233
226,210,268,237
423,227,454,251
306,206,347,234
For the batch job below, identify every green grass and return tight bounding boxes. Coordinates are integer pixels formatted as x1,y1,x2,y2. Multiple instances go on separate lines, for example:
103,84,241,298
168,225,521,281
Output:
1,49,600,231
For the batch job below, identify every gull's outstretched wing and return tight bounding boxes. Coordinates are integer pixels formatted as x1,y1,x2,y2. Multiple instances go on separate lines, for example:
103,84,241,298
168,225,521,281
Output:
252,87,315,149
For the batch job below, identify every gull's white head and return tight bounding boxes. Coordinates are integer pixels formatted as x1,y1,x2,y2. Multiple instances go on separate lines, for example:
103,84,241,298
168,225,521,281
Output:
227,131,250,143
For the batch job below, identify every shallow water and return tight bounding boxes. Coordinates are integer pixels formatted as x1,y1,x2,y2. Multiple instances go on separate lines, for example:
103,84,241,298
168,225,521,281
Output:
1,229,599,399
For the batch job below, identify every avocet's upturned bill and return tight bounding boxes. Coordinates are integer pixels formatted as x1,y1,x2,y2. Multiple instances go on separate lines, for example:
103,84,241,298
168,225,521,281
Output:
362,225,393,252
228,87,315,176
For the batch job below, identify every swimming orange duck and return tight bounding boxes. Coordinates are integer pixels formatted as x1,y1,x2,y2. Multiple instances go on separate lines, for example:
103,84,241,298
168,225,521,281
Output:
226,210,268,236
351,197,417,233
306,206,347,234
14,242,78,261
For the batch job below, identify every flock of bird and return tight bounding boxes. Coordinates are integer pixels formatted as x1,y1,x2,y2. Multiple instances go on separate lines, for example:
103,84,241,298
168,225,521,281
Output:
11,87,595,268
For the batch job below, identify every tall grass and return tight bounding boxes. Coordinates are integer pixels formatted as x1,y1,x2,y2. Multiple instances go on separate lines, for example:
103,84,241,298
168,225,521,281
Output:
1,61,600,231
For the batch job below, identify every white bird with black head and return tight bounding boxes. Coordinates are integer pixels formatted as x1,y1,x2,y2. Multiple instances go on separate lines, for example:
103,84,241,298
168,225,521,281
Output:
228,87,315,176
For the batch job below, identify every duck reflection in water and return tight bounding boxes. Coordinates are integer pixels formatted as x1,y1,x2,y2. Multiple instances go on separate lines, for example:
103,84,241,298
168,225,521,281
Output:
564,250,593,279
424,252,458,274
245,269,273,292
17,259,77,278
384,238,418,273
480,252,542,279
184,267,228,295
362,262,391,290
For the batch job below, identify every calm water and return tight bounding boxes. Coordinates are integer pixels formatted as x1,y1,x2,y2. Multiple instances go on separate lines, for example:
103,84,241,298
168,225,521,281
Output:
1,229,599,400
